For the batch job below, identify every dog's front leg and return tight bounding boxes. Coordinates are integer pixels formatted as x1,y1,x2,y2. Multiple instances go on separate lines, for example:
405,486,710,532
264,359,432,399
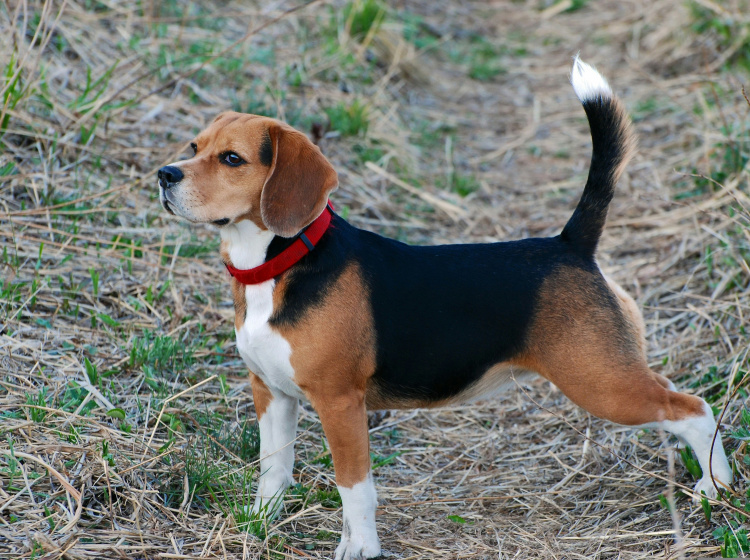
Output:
310,390,380,560
249,373,299,519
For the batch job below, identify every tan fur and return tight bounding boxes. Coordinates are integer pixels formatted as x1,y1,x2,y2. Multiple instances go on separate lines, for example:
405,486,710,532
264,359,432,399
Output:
310,392,371,488
278,262,376,396
609,100,637,187
518,267,704,424
249,372,273,420
274,262,376,486
605,275,678,392
605,275,646,357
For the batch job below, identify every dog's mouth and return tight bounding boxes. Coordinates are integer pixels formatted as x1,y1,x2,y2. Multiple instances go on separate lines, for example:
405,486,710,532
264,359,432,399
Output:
159,186,177,216
158,184,234,226
161,195,176,215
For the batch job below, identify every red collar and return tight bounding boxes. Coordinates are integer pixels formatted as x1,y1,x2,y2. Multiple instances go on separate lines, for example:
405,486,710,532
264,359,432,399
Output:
225,203,334,285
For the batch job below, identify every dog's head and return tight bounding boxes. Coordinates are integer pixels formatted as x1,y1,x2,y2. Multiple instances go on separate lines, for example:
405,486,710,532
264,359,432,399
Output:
158,112,338,237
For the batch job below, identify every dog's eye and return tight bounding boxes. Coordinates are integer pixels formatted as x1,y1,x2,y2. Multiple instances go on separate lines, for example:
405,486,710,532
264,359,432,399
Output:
190,142,197,156
220,152,245,167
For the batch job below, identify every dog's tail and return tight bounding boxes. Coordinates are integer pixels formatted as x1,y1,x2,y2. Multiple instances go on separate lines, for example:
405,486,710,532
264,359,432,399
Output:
560,56,635,258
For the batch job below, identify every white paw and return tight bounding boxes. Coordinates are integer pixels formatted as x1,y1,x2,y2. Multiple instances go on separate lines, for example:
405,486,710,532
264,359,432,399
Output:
693,451,733,502
693,477,721,501
334,533,381,560
693,470,732,502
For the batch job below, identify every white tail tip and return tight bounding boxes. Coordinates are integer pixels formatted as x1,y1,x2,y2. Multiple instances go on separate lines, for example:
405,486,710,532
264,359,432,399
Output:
571,55,612,103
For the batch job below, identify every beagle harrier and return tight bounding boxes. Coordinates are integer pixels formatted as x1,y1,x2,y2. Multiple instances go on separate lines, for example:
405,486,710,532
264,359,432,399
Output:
157,58,732,559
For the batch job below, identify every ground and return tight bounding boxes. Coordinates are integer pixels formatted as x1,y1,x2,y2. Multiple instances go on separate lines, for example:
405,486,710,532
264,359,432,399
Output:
1,0,749,558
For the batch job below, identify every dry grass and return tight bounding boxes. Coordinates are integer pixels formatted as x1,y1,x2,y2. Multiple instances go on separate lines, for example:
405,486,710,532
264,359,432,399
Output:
1,0,749,558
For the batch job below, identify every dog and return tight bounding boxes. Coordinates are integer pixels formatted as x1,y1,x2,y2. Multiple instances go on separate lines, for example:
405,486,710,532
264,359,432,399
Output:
157,57,732,560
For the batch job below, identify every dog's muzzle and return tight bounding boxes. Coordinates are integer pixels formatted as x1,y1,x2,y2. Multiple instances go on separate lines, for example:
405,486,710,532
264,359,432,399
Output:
157,165,183,215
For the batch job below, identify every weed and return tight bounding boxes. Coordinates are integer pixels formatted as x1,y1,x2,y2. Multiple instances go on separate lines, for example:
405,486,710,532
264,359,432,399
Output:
289,482,342,510
679,446,703,480
70,63,118,114
687,363,748,404
210,417,260,462
224,473,273,538
60,381,97,415
2,437,20,492
466,37,506,82
43,505,55,531
1,52,26,138
84,356,98,386
657,493,673,513
101,439,115,467
143,280,171,307
400,12,441,50
324,100,369,137
438,171,481,197
701,495,712,524
714,525,750,557
89,267,99,297
129,330,195,381
343,0,387,40
710,380,750,556
540,0,590,13
29,540,43,560
159,237,219,265
689,2,750,72
371,450,402,470
312,437,334,468
352,143,385,164
25,387,49,423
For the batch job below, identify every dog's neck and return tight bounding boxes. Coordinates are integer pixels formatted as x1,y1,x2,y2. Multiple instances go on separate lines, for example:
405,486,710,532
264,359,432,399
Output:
220,220,275,270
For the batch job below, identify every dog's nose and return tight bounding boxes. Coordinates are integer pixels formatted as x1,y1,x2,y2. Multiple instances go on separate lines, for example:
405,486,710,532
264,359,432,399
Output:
158,166,184,188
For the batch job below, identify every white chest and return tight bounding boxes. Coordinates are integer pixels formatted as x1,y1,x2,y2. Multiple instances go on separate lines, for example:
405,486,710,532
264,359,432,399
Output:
235,281,304,400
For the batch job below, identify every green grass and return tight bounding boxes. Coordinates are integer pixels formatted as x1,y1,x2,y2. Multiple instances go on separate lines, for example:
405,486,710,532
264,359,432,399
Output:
130,330,195,379
689,1,750,72
324,99,370,137
464,37,506,82
1,53,25,140
158,407,262,527
289,482,342,510
342,0,387,39
25,387,50,423
437,171,481,197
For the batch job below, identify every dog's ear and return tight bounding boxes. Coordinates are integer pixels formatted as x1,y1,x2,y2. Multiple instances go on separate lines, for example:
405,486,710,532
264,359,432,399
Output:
260,123,338,237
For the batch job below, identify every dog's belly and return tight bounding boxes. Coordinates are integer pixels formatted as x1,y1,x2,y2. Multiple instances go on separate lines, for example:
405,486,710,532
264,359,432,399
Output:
235,282,305,400
366,361,537,409
451,362,536,404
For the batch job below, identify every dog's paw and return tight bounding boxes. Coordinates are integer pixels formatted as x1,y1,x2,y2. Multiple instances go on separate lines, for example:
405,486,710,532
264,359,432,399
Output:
692,473,732,502
334,533,381,560
693,477,720,501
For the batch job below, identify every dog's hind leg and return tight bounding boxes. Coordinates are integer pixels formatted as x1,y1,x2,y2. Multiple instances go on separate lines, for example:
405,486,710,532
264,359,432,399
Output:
604,275,679,393
531,352,732,498
250,373,299,518
522,267,732,499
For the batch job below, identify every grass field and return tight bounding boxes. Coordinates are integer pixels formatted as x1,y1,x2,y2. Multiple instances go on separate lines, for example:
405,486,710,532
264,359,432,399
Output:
1,0,750,558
